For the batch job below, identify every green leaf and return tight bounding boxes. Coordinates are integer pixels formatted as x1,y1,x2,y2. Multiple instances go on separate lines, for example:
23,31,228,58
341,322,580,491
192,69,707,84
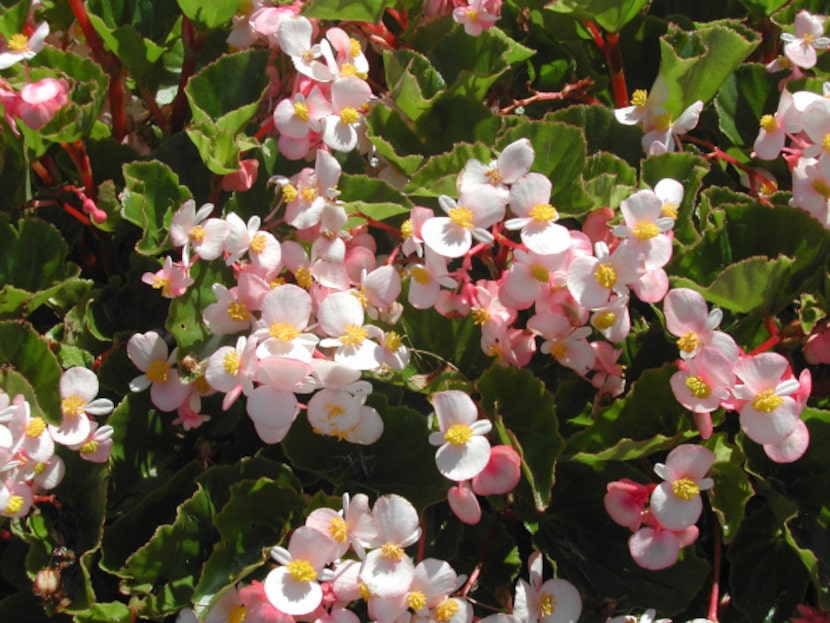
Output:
74,602,133,623
176,0,237,29
121,160,192,255
703,433,753,544
715,63,781,149
0,0,28,40
0,321,62,424
414,95,503,156
727,496,811,623
302,0,390,21
545,0,649,32
566,365,694,459
658,20,761,115
339,174,414,224
547,105,644,168
191,478,303,617
0,216,73,291
497,120,592,214
404,143,493,198
477,366,565,512
583,152,637,210
86,14,166,83
365,105,425,177
383,49,447,122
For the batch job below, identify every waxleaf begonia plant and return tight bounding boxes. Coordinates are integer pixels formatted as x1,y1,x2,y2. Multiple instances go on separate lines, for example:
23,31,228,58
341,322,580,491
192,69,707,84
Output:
0,1,829,623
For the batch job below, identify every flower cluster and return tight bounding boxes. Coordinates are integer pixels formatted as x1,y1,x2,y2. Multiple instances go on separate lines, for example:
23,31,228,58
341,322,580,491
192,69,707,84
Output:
666,288,811,463
0,368,113,518
605,444,716,570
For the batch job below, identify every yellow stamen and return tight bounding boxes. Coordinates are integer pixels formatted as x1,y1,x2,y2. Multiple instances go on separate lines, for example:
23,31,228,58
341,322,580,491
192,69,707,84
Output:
5,495,24,514
350,38,362,57
444,424,473,446
286,559,317,582
325,404,345,420
151,275,172,297
400,218,413,239
340,63,358,77
411,265,431,285
359,582,372,601
632,221,660,240
685,375,710,398
340,107,360,125
549,342,567,360
529,203,557,222
671,477,700,500
380,542,404,561
539,592,557,617
760,114,777,132
269,322,300,342
146,359,170,383
465,8,479,22
228,605,247,623
655,112,673,132
593,263,617,289
80,440,99,455
408,591,427,612
822,133,830,152
250,233,266,254
530,264,549,283
223,351,240,376
677,331,699,354
7,33,28,52
435,599,459,623
294,101,310,122
282,183,299,203
61,395,86,418
661,202,679,220
189,225,206,243
471,307,490,325
226,301,250,322
302,187,318,203
26,417,46,438
340,324,368,347
752,389,784,413
384,331,402,352
594,311,616,330
812,178,830,198
448,206,474,230
329,517,347,542
631,89,648,107
295,266,313,289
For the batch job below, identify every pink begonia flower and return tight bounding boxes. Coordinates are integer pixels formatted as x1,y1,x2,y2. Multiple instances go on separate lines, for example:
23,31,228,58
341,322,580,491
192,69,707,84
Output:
50,366,113,446
447,481,482,525
0,478,33,518
422,186,505,258
663,288,739,362
499,249,567,311
613,190,675,271
322,27,370,79
221,158,260,192
566,242,638,310
247,357,311,443
669,346,735,418
505,173,571,256
481,320,536,368
754,90,794,161
254,284,319,362
321,76,373,152
791,157,830,227
0,21,49,69
127,331,190,412
589,341,626,398
641,100,703,156
273,88,327,141
649,444,716,531
306,381,383,445
763,417,810,464
170,200,228,264
401,206,435,257
590,293,631,343
6,394,53,464
796,97,830,179
614,77,669,128
428,390,493,482
653,178,684,221
265,526,338,615
604,478,654,532
514,551,582,623
627,522,699,571
172,400,210,431
205,335,259,411
68,421,115,463
458,138,534,202
732,352,802,445
278,16,332,82
471,444,521,496
13,77,68,130
781,11,830,69
318,291,383,370
142,256,193,298
606,609,671,623
359,494,421,598
804,323,830,364
407,252,457,310
528,312,595,375
403,558,462,620
223,213,262,265
453,0,500,36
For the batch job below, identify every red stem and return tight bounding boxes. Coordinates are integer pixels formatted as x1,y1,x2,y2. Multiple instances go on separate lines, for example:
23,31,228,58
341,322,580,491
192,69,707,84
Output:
499,77,599,115
605,32,629,108
139,84,168,133
62,141,96,198
170,18,202,133
707,520,722,622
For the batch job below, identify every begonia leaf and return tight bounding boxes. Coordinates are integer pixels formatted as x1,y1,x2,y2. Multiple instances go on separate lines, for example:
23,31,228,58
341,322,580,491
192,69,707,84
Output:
547,105,644,167
404,143,492,198
302,0,390,22
383,48,447,122
121,160,192,255
339,174,414,224
73,602,133,623
658,20,761,115
86,15,166,84
477,366,564,512
176,0,237,30
703,433,753,545
785,507,830,609
415,95,503,155
737,0,788,17
727,496,811,623
545,0,649,33
497,120,592,214
537,461,710,615
715,62,782,149
365,105,425,176
0,321,62,424
191,477,303,617
583,152,637,209
0,0,28,40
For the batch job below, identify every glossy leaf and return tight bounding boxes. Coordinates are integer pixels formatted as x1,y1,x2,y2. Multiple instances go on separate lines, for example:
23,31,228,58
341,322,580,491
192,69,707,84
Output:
703,433,753,544
176,0,237,30
545,0,649,33
383,49,447,122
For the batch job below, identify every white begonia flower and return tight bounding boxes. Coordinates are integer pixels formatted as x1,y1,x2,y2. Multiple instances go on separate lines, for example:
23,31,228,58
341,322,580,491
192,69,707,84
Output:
50,366,113,446
428,390,492,482
360,494,421,598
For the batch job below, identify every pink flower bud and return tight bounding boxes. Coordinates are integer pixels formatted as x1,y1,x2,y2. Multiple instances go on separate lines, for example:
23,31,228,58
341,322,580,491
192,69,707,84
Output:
221,158,260,192
471,445,521,496
447,482,481,525
15,78,68,130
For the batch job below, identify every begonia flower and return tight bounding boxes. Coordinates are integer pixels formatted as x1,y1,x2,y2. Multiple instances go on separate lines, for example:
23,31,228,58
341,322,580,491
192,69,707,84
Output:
0,22,49,69
127,331,190,412
428,390,492,482
649,444,716,531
